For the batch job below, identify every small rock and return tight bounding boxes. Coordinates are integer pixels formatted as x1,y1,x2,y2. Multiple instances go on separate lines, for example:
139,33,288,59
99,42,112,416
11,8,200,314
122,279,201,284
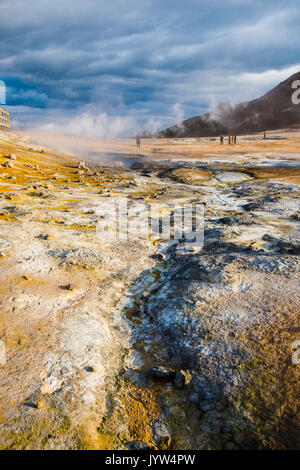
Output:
148,366,175,380
262,234,276,242
77,161,87,169
174,370,192,388
151,420,171,448
125,441,151,450
36,401,44,410
218,217,234,226
242,202,260,212
38,234,54,241
3,161,14,168
66,283,76,291
249,241,259,251
60,283,76,291
277,241,300,255
29,191,45,197
8,154,17,160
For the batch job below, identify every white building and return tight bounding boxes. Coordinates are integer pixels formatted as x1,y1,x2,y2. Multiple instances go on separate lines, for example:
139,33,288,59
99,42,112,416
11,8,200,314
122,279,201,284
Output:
0,108,10,129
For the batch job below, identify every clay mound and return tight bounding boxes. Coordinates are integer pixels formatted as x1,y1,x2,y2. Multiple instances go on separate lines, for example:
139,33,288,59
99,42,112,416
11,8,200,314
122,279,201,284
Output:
165,168,213,184
160,71,300,137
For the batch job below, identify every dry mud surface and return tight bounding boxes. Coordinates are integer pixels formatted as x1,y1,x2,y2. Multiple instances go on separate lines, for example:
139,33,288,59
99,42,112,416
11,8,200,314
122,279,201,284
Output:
0,130,299,450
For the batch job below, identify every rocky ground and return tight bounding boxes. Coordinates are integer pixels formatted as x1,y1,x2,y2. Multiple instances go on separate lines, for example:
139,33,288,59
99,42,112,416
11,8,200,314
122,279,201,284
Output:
0,130,299,449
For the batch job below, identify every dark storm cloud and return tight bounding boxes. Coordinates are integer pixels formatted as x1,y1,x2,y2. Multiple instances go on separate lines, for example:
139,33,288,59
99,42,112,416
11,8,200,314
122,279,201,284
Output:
1,0,300,135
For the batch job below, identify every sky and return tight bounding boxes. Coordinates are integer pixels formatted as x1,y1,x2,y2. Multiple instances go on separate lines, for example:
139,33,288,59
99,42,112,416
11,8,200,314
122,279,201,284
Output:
1,0,300,137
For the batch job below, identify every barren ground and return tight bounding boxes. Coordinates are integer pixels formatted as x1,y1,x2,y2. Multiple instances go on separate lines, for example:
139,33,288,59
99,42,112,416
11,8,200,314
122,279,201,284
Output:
0,129,299,450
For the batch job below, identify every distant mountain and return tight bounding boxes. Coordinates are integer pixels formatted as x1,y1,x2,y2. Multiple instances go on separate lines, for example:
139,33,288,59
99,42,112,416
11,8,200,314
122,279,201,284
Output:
159,72,300,137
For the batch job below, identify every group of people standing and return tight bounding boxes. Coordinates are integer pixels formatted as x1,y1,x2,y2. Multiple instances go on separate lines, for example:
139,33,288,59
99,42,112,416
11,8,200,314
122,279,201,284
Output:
137,132,267,147
220,135,237,144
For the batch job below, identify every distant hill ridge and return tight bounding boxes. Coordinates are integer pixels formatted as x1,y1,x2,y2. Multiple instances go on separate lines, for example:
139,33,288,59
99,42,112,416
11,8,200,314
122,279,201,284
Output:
159,71,300,137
